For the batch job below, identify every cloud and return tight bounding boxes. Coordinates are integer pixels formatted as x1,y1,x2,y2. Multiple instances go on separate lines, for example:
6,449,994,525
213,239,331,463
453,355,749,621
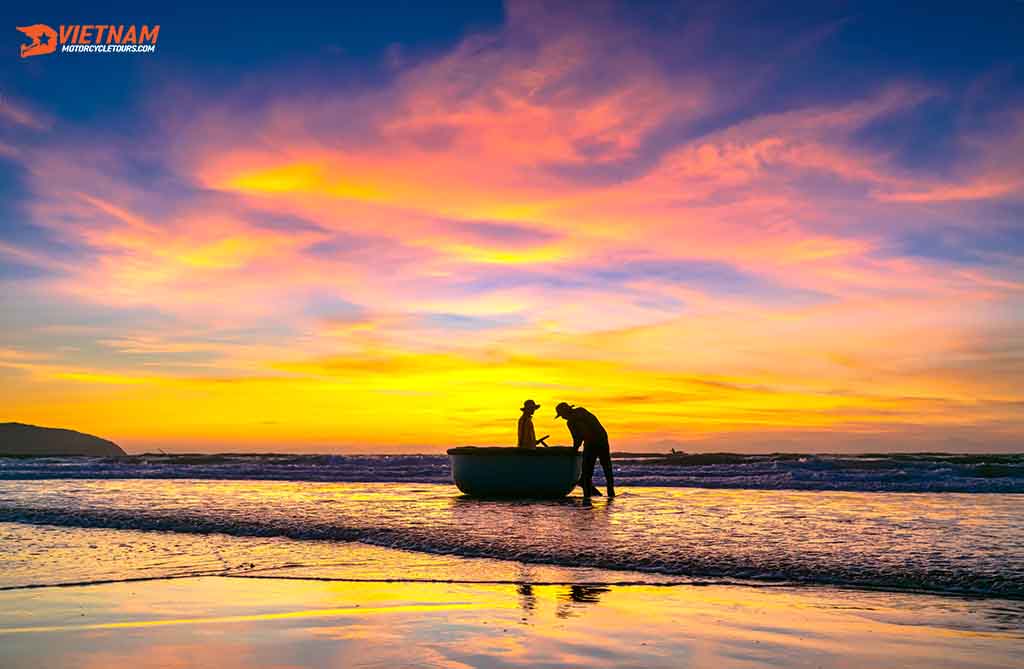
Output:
0,96,51,131
0,0,1021,450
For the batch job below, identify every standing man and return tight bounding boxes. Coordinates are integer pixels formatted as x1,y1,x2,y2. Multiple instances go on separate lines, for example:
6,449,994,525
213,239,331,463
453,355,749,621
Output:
555,402,615,499
518,400,549,448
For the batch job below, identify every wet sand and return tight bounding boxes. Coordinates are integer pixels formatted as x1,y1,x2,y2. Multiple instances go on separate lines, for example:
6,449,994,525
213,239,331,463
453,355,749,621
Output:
1,577,1019,668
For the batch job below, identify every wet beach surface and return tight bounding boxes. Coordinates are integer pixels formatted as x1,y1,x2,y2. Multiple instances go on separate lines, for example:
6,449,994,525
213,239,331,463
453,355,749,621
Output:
2,575,1021,669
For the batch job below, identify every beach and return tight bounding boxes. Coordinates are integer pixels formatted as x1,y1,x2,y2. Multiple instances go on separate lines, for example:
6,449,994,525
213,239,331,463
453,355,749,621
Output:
3,574,1021,668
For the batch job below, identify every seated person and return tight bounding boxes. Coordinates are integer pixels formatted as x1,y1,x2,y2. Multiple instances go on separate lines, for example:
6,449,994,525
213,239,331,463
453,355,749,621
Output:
517,399,549,448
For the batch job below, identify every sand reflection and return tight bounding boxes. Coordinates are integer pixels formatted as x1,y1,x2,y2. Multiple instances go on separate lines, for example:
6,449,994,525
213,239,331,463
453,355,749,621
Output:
0,576,1020,669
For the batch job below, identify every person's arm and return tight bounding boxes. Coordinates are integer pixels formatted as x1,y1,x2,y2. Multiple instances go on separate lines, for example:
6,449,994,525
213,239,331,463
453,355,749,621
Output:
518,416,528,448
568,421,584,451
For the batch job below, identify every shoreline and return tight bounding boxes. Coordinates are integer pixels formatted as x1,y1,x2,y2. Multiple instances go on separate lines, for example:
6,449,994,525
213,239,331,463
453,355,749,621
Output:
6,570,1024,605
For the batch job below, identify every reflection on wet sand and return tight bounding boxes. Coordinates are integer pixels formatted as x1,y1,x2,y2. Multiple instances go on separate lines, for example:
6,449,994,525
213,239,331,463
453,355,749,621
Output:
1,576,1019,669
556,585,612,618
517,584,536,614
517,582,612,619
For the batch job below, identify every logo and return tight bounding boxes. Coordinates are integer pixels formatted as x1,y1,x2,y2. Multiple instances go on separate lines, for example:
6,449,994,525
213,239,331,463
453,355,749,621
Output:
17,23,160,58
16,24,57,58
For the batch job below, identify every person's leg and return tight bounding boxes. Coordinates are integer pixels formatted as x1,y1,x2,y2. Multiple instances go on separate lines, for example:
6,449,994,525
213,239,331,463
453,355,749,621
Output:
584,448,603,496
581,449,597,498
598,445,615,497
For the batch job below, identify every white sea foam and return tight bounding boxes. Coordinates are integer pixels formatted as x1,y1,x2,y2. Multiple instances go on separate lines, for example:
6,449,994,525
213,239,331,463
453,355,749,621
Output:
1,453,1022,492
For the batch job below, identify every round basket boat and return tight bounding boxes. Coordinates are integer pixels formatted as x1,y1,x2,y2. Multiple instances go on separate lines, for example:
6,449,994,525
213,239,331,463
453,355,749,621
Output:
447,446,582,498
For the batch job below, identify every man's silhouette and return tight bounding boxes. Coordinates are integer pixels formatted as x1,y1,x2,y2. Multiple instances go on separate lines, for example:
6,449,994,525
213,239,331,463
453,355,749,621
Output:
555,402,615,499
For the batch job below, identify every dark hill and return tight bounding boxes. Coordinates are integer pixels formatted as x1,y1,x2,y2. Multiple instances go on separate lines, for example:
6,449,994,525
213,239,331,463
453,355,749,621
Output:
0,422,125,456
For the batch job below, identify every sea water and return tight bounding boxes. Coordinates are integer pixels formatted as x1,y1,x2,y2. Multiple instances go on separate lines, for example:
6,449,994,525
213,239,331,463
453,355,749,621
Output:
1,454,1022,601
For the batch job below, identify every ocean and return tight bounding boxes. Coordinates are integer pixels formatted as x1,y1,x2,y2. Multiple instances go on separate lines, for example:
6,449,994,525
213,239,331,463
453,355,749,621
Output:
1,453,1022,602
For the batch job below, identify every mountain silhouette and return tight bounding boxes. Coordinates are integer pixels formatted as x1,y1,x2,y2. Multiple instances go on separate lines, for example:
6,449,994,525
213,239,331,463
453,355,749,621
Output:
0,422,125,456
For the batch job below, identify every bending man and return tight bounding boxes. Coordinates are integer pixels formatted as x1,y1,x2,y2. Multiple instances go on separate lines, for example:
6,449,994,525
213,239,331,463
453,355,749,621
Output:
554,402,615,499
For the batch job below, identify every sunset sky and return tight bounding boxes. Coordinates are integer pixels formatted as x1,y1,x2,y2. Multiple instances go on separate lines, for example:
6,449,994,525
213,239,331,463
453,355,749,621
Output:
2,1,1022,452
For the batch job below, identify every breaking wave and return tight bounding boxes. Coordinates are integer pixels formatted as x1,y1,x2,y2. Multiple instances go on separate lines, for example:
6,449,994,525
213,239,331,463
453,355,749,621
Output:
2,452,1023,492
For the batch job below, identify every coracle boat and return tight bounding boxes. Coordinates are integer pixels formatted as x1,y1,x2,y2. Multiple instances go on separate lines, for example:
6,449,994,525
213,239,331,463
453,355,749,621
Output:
447,446,582,498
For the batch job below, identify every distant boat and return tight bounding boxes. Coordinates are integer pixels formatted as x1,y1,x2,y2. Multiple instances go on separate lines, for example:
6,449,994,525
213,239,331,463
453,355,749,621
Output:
447,446,582,498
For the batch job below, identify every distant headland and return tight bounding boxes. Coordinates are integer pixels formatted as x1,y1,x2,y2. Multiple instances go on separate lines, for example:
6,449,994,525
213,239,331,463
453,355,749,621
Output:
0,422,125,456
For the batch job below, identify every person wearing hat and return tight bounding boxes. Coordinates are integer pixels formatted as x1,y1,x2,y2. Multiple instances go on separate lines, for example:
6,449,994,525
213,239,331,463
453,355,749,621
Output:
555,402,615,499
517,400,549,448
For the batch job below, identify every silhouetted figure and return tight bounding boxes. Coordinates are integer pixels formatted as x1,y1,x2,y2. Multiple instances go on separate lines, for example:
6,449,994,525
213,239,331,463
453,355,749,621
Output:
517,399,549,448
554,402,615,499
